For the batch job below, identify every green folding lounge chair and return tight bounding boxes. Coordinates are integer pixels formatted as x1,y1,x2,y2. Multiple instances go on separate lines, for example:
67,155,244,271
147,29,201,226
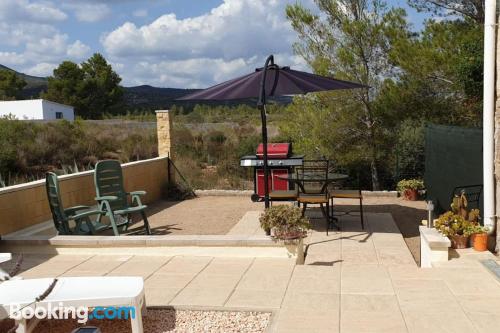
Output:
94,160,152,236
45,172,108,235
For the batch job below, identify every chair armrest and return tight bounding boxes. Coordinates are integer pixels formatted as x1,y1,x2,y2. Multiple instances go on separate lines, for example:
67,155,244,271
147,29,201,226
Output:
64,205,91,215
70,209,105,220
95,196,119,201
128,191,146,196
129,191,146,206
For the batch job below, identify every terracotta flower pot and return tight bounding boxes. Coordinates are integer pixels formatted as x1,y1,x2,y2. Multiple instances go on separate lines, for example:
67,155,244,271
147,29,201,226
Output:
471,233,488,252
450,234,469,249
404,189,418,201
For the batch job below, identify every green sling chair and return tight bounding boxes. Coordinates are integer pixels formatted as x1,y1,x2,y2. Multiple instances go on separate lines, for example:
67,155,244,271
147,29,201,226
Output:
94,160,152,236
45,172,108,235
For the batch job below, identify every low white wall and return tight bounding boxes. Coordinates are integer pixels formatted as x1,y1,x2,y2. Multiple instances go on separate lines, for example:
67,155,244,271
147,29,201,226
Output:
420,225,450,267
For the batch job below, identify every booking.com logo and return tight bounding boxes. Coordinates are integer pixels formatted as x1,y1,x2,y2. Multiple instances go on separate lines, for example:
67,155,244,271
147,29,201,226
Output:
9,303,136,323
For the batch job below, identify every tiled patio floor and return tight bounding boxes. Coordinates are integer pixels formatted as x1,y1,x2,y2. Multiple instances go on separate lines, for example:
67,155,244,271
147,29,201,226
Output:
2,213,499,332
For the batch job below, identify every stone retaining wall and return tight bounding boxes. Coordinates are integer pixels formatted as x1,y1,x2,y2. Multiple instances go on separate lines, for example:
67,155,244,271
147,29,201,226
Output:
0,157,170,236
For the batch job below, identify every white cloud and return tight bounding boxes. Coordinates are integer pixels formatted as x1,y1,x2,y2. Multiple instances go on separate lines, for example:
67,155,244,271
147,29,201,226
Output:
63,3,111,23
133,9,148,18
0,0,67,23
25,62,58,77
103,0,295,60
67,40,91,59
119,53,308,89
0,52,27,66
102,0,311,87
0,1,92,77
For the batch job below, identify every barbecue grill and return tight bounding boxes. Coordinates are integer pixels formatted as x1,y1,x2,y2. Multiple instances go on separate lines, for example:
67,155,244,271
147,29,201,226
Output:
240,143,304,202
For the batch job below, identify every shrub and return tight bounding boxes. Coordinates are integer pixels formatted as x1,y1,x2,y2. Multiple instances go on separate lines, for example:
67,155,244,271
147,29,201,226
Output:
435,211,475,237
396,179,424,192
259,205,311,240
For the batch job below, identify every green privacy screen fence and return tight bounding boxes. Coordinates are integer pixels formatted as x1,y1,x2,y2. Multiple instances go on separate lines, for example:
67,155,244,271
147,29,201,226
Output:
424,124,483,214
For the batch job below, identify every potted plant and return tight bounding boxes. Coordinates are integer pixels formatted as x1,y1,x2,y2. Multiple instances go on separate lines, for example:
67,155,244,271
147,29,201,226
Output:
434,211,474,249
397,179,424,201
260,205,311,264
470,224,489,252
260,205,311,240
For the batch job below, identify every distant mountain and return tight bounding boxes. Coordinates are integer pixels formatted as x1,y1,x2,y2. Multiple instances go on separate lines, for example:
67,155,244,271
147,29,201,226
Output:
1,64,291,110
0,64,48,98
124,85,199,110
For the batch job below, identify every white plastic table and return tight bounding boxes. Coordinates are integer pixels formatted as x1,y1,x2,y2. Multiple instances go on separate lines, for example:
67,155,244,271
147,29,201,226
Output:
0,276,145,333
0,253,13,281
0,253,12,263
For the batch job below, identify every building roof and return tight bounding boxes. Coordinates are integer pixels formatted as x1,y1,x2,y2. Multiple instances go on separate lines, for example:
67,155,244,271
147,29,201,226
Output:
0,99,74,109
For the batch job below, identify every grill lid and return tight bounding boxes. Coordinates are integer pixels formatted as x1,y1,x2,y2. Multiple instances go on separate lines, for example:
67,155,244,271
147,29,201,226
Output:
256,143,291,159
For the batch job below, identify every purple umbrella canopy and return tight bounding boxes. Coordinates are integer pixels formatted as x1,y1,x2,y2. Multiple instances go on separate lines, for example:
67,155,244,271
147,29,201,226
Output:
177,55,366,213
178,64,366,101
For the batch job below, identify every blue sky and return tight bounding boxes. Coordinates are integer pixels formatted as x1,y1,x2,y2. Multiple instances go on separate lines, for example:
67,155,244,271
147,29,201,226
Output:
0,0,430,88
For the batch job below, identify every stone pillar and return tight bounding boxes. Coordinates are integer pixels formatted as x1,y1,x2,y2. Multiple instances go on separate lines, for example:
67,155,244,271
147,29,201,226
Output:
156,110,174,183
156,110,173,159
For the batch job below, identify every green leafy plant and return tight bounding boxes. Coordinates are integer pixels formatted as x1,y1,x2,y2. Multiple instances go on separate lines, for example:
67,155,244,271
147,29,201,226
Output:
435,211,475,237
259,205,311,240
469,224,489,235
396,179,424,192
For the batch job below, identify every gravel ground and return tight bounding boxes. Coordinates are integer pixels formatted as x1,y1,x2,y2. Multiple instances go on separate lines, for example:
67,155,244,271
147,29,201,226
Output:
23,309,270,333
124,196,264,235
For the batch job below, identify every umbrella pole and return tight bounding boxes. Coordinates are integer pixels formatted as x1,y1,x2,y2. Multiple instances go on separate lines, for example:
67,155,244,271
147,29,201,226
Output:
258,55,274,215
260,104,270,210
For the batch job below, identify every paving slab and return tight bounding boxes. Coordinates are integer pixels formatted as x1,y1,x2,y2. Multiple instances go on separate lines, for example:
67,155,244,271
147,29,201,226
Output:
401,310,477,333
225,289,286,309
340,294,407,333
458,295,500,332
107,255,172,279
170,286,235,307
286,265,340,295
341,265,394,295
60,255,132,277
227,211,264,236
152,256,212,275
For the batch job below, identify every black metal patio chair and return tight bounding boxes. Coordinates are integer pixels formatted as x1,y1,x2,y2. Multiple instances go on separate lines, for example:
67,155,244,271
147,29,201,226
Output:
451,185,482,210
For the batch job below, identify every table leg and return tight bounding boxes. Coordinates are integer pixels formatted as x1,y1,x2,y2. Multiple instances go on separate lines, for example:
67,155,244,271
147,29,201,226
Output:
130,302,144,333
15,319,27,333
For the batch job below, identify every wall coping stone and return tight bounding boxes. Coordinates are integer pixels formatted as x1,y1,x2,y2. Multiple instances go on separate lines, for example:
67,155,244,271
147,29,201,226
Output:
420,225,451,248
195,189,398,197
0,234,278,248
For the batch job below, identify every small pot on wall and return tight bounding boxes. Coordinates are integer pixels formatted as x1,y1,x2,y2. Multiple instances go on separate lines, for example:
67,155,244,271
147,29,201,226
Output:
450,234,469,249
471,233,488,251
404,189,418,201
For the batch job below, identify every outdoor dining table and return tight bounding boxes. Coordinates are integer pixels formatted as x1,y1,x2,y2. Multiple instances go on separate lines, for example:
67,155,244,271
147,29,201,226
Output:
278,172,349,231
278,172,349,193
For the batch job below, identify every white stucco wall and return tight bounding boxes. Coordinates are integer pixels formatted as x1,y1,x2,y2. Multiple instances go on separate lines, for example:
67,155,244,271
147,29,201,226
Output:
0,99,74,121
41,100,74,121
0,100,43,120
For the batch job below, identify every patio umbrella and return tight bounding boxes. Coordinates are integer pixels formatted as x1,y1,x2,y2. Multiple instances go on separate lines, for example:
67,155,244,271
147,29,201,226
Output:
178,54,366,209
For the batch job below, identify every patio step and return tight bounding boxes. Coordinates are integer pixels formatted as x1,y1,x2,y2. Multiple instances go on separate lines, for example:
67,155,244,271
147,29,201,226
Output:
0,234,304,261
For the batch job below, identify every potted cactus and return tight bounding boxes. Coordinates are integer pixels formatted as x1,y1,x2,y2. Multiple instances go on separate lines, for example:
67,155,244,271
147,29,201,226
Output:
396,179,424,201
435,193,483,249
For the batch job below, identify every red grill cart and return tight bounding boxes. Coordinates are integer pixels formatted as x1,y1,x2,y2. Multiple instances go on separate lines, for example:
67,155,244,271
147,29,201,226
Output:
240,143,304,202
